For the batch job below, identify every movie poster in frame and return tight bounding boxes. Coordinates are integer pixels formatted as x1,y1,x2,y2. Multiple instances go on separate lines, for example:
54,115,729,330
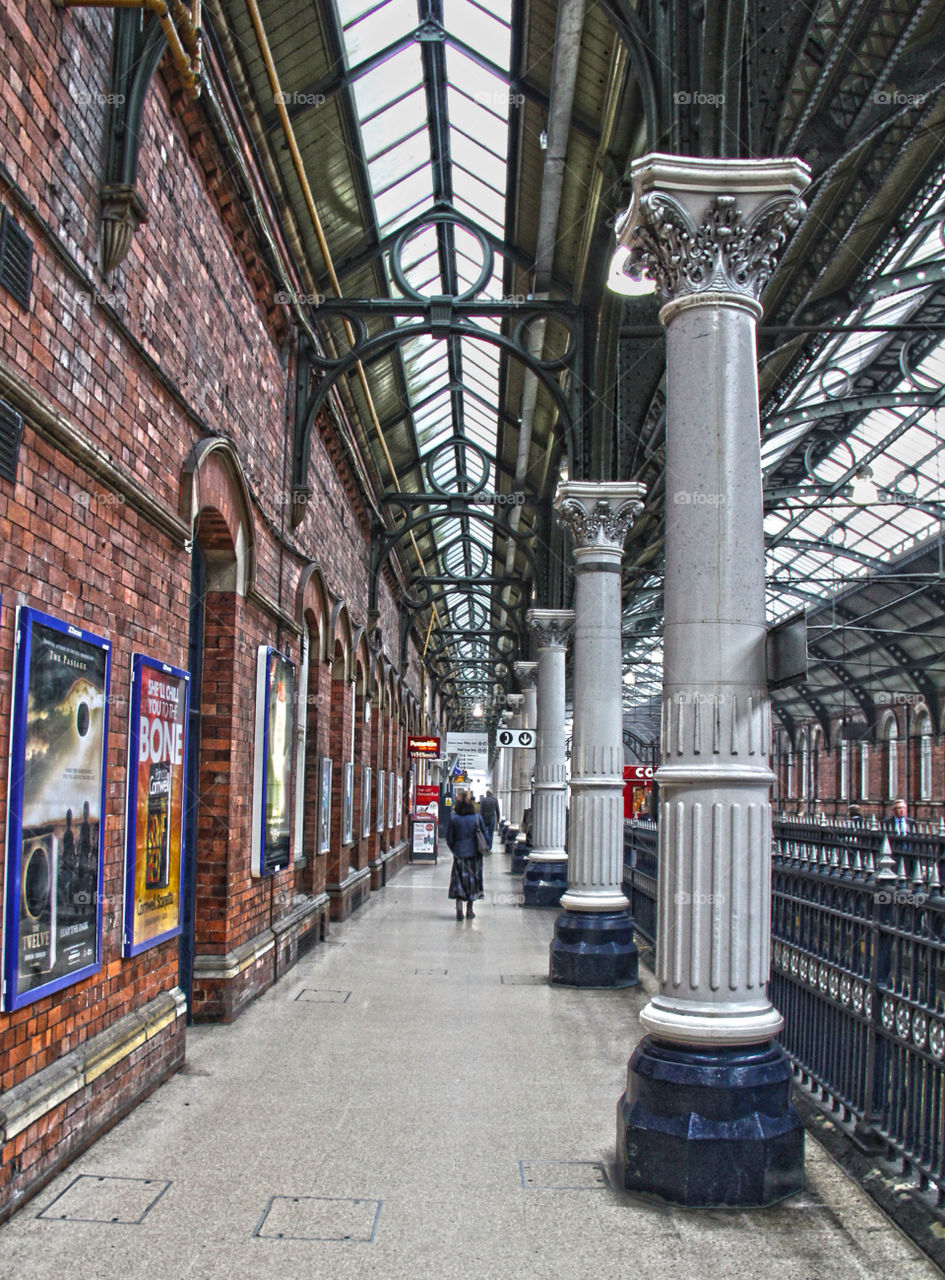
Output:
123,655,190,956
396,774,404,827
361,766,372,838
387,769,396,830
3,607,111,1010
342,761,354,845
376,768,385,833
251,647,297,877
318,757,332,853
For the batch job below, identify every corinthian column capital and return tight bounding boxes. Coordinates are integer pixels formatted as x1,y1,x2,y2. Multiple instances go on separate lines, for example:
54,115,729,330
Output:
554,481,646,554
526,608,575,651
613,154,809,310
513,660,538,690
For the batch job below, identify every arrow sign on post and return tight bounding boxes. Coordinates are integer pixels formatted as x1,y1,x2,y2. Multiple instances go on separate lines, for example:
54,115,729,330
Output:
496,728,535,748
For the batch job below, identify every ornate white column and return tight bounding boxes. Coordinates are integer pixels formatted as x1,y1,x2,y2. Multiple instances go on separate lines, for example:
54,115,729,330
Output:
613,153,809,1207
551,481,645,985
503,694,524,840
496,710,513,828
522,609,573,907
513,661,538,833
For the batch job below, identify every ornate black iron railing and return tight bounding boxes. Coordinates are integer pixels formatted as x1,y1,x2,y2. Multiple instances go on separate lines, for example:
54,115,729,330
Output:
623,815,945,1201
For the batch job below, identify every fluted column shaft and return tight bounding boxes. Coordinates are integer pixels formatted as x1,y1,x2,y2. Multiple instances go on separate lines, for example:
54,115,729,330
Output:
556,483,645,912
619,153,810,1047
514,662,538,828
504,695,524,830
526,611,573,863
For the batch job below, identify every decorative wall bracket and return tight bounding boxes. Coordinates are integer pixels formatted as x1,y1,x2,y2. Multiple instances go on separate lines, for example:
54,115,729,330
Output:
56,2,203,273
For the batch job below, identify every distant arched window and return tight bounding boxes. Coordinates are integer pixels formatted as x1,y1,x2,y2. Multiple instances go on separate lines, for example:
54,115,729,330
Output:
839,739,849,801
859,742,870,800
799,729,809,800
914,708,932,801
883,715,899,801
810,727,822,800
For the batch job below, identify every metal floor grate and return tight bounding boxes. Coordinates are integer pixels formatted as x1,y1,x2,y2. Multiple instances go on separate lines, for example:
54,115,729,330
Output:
37,1175,171,1224
253,1195,382,1241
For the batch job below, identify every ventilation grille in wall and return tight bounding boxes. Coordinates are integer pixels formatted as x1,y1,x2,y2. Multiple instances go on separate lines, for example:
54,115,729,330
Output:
0,208,34,309
0,397,23,484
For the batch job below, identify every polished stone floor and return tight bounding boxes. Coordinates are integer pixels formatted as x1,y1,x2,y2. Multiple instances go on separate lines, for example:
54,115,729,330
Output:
1,850,941,1279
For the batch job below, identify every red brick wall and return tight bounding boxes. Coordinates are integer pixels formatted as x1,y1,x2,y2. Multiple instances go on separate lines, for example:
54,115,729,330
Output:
0,0,422,1213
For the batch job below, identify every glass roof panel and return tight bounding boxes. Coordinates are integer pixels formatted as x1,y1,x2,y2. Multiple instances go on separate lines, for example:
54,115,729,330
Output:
361,89,427,158
335,0,386,26
373,173,435,234
450,131,509,192
367,128,430,190
343,0,416,65
446,0,511,63
350,46,424,119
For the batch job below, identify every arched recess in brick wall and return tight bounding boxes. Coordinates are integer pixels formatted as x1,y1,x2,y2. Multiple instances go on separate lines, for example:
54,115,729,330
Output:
909,704,934,804
392,677,405,842
352,630,370,873
295,563,330,896
374,659,394,853
369,656,386,864
880,711,900,804
327,602,354,889
178,440,254,1021
385,669,398,844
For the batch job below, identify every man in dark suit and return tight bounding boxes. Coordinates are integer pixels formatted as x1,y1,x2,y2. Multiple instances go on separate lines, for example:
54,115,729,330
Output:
885,798,913,835
479,790,500,850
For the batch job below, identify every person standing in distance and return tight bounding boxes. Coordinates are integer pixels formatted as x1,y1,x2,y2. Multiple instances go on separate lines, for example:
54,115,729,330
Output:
446,793,488,919
479,789,500,851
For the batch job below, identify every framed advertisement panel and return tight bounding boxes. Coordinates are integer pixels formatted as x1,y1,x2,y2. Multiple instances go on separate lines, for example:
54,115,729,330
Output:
123,655,190,956
251,647,297,876
387,770,396,830
361,766,372,839
342,761,354,845
376,768,385,833
318,757,332,853
3,607,111,1010
396,774,404,827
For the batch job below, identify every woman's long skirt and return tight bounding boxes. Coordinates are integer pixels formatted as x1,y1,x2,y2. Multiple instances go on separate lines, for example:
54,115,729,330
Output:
448,854,484,901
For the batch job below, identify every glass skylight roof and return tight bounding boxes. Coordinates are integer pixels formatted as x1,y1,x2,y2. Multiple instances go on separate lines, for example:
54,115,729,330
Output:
338,0,514,718
621,166,945,725
757,172,945,627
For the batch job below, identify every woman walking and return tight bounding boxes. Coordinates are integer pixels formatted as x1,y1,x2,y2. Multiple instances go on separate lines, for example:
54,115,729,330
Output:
446,793,487,919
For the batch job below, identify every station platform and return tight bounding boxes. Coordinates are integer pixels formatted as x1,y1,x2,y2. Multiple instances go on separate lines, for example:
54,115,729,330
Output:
0,852,940,1279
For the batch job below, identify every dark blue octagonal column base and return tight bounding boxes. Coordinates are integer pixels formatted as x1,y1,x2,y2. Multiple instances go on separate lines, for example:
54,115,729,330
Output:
510,839,531,874
549,910,638,987
522,859,568,908
618,1036,804,1206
